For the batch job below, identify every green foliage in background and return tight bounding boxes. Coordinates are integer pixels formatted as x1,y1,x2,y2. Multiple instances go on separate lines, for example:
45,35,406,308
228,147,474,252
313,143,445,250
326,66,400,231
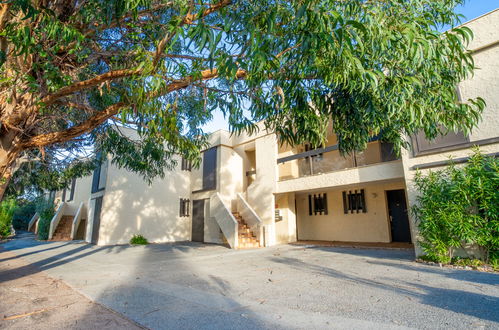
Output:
0,0,486,199
36,199,55,241
0,198,17,238
12,199,38,230
413,149,499,264
130,234,149,245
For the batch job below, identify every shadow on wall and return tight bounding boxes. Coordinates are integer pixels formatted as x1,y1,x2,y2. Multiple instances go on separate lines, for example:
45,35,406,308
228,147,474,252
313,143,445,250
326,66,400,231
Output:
98,170,191,245
267,250,499,323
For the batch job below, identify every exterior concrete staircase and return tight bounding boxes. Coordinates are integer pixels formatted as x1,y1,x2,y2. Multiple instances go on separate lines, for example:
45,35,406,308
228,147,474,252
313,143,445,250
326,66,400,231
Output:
50,215,73,241
232,212,260,249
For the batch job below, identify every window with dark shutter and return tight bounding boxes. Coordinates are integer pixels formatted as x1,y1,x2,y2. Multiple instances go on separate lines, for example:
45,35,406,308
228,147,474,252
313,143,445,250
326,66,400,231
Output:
202,147,217,190
67,178,76,201
343,189,367,214
91,152,103,193
307,193,328,215
181,157,192,171
179,198,190,217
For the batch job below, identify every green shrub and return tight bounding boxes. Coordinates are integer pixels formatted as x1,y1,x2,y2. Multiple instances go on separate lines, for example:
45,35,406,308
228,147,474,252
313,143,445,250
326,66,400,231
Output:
130,234,148,245
413,149,499,263
36,199,55,240
0,198,17,238
12,200,37,230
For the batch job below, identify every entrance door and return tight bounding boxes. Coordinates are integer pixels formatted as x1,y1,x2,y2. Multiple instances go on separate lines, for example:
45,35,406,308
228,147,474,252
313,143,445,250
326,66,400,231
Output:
192,200,205,242
386,190,412,243
91,196,103,244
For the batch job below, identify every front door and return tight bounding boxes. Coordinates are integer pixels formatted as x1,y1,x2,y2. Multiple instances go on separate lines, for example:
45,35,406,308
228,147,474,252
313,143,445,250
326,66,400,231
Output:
192,199,205,242
386,190,412,243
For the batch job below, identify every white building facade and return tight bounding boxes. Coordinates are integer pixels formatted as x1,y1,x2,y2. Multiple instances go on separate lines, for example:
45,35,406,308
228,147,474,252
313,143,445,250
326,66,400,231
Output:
40,10,499,254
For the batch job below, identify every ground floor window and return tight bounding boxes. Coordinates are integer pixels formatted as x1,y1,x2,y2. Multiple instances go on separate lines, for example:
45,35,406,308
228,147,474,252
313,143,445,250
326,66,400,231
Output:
179,198,190,217
343,189,367,214
308,193,328,215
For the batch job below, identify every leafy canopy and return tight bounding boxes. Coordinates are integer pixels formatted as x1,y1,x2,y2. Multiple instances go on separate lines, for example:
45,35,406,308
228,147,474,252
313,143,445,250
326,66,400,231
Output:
0,0,485,192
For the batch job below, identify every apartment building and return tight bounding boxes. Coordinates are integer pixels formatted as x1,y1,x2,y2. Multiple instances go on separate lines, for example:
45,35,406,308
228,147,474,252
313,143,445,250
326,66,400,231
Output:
32,9,499,254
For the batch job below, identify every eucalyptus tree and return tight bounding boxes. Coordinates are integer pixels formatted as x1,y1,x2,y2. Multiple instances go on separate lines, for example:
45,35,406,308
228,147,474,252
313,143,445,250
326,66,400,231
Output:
0,0,485,200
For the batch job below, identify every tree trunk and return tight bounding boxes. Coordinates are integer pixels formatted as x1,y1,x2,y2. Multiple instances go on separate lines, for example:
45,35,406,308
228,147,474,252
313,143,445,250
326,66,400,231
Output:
0,131,21,201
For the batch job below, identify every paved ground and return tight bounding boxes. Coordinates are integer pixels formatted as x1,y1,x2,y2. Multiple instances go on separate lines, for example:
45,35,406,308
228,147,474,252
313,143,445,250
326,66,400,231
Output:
0,233,498,329
0,234,143,329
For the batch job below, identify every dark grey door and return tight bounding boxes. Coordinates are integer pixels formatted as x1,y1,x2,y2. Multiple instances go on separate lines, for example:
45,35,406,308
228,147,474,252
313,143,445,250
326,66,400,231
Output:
386,190,412,243
192,200,205,242
91,196,103,244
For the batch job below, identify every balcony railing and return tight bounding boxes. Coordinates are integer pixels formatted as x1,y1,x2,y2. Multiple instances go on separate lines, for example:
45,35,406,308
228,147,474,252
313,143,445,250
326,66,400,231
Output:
277,141,399,181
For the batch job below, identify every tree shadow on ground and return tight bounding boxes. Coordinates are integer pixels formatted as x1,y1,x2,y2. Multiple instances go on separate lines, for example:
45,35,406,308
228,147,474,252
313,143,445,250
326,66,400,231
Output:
268,255,499,323
365,258,499,286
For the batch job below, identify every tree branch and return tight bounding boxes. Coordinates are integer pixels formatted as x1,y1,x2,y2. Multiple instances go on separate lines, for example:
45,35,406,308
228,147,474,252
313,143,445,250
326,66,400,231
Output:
19,102,126,149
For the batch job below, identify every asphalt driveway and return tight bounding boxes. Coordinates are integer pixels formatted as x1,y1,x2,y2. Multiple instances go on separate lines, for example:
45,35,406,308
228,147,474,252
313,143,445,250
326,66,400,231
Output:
1,234,498,329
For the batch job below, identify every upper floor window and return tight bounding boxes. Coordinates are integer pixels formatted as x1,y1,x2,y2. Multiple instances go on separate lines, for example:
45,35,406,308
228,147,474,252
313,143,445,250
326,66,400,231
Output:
67,178,76,202
412,129,469,156
181,157,192,171
202,147,217,191
91,152,106,193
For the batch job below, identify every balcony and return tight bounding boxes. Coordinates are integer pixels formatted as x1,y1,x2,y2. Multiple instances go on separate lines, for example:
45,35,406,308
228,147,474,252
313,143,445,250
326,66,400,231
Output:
277,141,400,181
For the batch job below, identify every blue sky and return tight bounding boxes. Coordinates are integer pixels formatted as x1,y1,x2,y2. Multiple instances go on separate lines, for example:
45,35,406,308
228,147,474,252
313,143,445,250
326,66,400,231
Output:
201,1,499,133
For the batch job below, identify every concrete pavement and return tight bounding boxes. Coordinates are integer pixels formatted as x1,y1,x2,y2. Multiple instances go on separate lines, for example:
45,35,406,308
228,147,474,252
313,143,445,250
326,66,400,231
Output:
1,233,498,329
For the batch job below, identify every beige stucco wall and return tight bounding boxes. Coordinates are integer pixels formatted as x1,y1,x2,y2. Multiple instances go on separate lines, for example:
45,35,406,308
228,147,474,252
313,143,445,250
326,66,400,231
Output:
274,192,297,244
402,10,499,255
96,153,191,246
295,181,406,243
246,134,278,245
64,175,92,215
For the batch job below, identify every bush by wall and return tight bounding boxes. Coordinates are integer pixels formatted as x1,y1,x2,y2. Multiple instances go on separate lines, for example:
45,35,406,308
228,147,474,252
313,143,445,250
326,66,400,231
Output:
36,199,55,240
413,149,498,265
130,234,148,245
12,200,37,230
0,198,17,238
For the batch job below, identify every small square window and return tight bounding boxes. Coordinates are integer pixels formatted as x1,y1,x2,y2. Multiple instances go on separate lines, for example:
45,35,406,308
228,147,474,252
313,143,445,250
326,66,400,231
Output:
308,193,328,215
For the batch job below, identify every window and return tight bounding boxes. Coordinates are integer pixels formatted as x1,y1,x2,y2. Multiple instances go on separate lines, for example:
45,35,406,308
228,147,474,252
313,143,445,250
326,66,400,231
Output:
308,193,328,215
92,152,104,193
181,157,192,171
343,189,367,214
413,129,469,156
67,178,76,202
202,147,217,190
179,198,190,217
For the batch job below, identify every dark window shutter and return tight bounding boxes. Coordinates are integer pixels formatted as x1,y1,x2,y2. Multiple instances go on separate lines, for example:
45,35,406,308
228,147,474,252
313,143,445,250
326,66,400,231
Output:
413,128,469,155
91,152,102,193
342,191,347,214
361,189,367,213
68,178,76,201
202,147,217,190
308,195,312,216
323,193,328,215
